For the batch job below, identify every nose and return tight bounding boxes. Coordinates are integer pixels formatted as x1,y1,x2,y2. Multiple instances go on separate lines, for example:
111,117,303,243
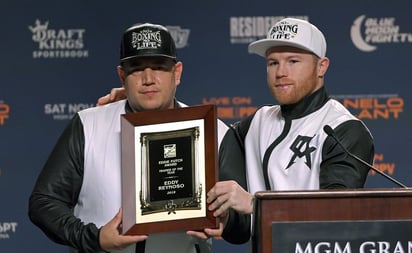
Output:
142,68,154,85
276,63,287,77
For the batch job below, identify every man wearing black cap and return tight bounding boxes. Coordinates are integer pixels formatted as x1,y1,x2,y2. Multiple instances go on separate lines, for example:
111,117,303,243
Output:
28,23,227,253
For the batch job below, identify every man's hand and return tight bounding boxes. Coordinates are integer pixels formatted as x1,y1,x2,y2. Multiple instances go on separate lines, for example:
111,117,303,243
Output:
207,180,254,217
186,221,225,241
99,208,147,251
96,87,126,106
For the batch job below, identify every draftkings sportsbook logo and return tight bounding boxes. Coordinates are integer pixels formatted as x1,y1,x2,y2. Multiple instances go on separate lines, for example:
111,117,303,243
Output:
29,19,88,59
351,15,412,52
0,222,18,239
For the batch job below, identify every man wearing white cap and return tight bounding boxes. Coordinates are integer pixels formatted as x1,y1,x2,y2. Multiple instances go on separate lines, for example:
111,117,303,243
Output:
205,18,374,243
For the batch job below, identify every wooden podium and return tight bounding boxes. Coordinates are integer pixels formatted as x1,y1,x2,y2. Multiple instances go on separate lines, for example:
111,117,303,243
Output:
253,188,412,253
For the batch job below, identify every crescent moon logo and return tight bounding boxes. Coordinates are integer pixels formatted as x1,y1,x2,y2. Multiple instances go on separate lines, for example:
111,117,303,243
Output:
351,15,377,52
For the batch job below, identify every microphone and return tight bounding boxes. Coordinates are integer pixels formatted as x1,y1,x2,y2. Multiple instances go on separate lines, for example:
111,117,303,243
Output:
323,125,408,188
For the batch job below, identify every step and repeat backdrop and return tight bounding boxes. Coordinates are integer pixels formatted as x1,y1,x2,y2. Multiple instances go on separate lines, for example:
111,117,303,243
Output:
1,0,411,252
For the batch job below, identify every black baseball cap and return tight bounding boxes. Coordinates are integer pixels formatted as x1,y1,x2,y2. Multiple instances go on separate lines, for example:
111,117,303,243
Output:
120,23,177,63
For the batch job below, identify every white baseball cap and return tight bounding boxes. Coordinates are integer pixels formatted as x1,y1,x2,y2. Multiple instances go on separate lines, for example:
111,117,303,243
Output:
248,18,327,58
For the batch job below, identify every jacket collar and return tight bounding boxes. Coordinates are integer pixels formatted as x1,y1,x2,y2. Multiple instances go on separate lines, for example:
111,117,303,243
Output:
280,86,330,119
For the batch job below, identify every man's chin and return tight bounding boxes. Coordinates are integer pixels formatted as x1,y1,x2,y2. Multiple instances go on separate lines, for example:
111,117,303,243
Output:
142,104,167,111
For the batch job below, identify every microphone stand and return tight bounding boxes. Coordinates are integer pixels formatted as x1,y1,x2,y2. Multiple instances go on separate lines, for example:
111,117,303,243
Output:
323,125,408,189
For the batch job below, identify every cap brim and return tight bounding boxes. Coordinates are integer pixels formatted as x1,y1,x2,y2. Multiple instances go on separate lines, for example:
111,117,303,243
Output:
248,39,317,58
120,54,176,62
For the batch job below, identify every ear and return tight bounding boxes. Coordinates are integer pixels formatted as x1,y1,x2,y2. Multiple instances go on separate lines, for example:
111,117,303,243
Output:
317,57,330,78
174,61,183,86
117,66,126,87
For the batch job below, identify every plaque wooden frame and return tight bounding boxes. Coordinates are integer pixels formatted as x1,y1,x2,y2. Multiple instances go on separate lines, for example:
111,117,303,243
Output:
120,104,218,235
